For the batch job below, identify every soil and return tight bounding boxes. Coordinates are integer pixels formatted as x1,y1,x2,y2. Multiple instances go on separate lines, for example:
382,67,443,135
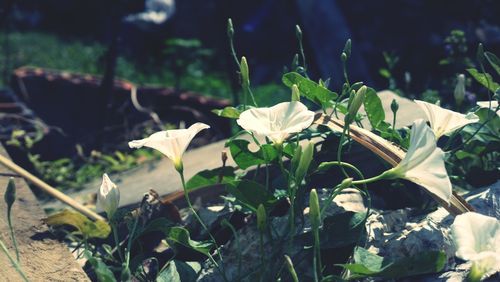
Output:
0,145,89,281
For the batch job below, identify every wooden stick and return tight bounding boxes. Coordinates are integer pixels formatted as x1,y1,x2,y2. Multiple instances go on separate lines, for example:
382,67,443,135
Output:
0,153,105,221
314,113,473,216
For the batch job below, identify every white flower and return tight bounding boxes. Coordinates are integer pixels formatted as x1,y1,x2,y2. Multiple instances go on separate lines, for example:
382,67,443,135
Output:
477,101,500,117
451,212,500,280
128,123,210,169
236,101,315,144
415,100,479,139
97,173,120,218
384,119,452,203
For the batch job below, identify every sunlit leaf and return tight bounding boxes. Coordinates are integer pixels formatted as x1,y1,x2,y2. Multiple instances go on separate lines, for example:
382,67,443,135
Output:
227,139,278,169
44,210,111,239
340,247,446,279
467,68,500,92
363,87,385,129
212,107,241,119
282,72,337,108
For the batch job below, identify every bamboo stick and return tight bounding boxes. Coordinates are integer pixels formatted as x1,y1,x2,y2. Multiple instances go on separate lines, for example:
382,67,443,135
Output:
0,153,105,221
314,113,473,216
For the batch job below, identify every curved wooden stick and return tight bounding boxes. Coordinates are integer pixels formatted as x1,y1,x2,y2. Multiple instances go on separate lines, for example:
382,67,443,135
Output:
314,113,473,216
0,153,105,221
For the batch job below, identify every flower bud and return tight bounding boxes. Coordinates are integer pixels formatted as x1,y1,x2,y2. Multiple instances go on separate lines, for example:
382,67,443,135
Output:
227,18,234,39
256,204,267,232
343,39,351,59
346,86,367,124
291,84,300,101
340,178,353,189
391,99,399,114
4,178,16,211
295,25,302,41
97,173,120,219
284,255,299,282
295,142,314,185
454,74,466,106
341,52,347,62
309,189,321,231
240,56,250,87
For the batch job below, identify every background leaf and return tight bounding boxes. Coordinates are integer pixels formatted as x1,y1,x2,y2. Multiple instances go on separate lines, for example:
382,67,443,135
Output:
186,166,236,191
157,260,200,282
227,139,277,169
164,227,213,255
467,68,500,92
44,210,111,239
226,180,278,211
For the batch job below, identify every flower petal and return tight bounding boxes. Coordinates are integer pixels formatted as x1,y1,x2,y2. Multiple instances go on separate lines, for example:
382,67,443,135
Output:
236,101,315,143
396,119,452,203
415,100,479,138
128,123,210,162
451,212,500,262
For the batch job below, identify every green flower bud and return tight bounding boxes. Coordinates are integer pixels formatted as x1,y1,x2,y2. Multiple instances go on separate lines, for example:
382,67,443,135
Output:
454,74,466,106
295,25,302,41
295,142,314,185
391,99,399,114
256,204,266,232
227,18,234,39
291,53,299,71
343,39,352,59
240,56,250,87
4,178,16,211
347,86,367,124
341,52,347,62
291,84,300,101
284,255,299,282
290,145,302,175
309,189,321,231
340,178,353,189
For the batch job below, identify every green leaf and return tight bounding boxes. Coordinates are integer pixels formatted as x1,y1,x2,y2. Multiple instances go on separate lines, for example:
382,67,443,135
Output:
484,52,500,76
228,139,278,169
340,247,446,279
212,107,241,119
282,72,337,108
85,251,116,282
321,211,366,248
363,87,385,129
467,68,500,92
164,227,213,255
186,167,236,191
157,260,200,282
44,210,111,239
226,180,278,211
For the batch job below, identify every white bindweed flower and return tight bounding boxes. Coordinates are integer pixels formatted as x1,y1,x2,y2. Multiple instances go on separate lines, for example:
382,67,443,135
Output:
236,101,315,145
384,119,452,203
128,122,210,170
97,173,120,219
477,101,500,117
451,212,500,280
415,100,479,139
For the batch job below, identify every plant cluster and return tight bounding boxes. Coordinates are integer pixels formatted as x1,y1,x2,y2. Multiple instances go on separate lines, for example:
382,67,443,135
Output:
2,22,499,282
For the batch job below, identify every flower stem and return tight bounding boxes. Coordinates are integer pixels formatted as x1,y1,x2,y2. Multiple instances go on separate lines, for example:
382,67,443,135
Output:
111,223,124,262
178,169,228,282
0,236,29,282
6,210,19,262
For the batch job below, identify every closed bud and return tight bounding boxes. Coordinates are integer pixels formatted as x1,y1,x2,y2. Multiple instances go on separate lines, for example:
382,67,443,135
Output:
341,52,347,62
454,74,466,106
240,56,250,87
97,173,120,219
284,255,299,282
291,53,299,71
295,142,314,185
221,150,228,165
290,145,302,175
391,99,399,114
340,178,353,189
227,18,234,39
291,84,300,101
4,178,16,210
347,86,367,124
256,204,267,232
295,25,302,41
343,39,352,59
309,189,321,231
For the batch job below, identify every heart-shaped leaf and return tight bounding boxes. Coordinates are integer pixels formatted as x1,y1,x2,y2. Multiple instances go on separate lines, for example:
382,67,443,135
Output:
44,210,111,239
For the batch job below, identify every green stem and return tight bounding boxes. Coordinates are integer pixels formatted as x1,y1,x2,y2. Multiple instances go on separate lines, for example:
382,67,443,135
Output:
7,210,19,262
0,236,29,282
313,228,322,281
259,232,265,281
179,170,228,282
337,127,350,178
111,223,124,262
351,172,390,186
276,147,295,252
